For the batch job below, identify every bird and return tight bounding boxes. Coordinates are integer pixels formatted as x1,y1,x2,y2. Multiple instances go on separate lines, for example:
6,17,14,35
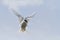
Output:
12,9,36,32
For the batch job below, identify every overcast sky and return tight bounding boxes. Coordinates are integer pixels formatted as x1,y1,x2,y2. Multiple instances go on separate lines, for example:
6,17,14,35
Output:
0,0,60,40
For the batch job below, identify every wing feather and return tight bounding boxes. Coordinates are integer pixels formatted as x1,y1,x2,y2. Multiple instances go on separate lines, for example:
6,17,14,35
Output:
12,9,24,23
25,12,36,21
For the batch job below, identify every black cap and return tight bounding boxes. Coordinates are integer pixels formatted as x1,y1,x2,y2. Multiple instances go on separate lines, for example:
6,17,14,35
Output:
24,20,28,23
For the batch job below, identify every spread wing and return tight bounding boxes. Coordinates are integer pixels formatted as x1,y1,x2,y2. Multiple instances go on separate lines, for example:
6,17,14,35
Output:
12,9,24,23
25,12,36,21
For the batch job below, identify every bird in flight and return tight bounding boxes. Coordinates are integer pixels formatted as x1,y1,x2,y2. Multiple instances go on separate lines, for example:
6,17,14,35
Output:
12,9,36,32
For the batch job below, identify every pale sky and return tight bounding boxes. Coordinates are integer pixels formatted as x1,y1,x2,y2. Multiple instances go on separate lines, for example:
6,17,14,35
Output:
0,0,60,40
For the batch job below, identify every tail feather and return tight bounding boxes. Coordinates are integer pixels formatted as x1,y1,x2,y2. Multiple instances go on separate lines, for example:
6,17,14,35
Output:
19,28,26,32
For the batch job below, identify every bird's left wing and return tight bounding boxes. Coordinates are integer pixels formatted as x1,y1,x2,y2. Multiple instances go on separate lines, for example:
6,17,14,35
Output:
12,9,24,23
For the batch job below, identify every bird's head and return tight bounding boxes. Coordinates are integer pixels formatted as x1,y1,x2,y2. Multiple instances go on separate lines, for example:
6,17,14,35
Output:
24,19,28,23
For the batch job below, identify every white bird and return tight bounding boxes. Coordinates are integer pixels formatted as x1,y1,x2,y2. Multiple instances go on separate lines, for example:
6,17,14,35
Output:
12,9,36,32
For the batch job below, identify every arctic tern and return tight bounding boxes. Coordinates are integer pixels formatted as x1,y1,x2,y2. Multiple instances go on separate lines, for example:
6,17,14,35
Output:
12,9,36,32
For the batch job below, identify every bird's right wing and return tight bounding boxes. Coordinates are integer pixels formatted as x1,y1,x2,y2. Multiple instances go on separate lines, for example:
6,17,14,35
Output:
25,12,36,21
12,9,24,23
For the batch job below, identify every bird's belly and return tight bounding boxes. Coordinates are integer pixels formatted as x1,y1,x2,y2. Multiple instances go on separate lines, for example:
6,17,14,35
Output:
21,22,27,29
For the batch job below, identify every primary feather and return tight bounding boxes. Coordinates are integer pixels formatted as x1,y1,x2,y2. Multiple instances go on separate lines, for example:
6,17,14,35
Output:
12,9,24,23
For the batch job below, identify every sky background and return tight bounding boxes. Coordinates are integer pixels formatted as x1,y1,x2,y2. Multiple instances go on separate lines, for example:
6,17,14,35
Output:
0,0,60,40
